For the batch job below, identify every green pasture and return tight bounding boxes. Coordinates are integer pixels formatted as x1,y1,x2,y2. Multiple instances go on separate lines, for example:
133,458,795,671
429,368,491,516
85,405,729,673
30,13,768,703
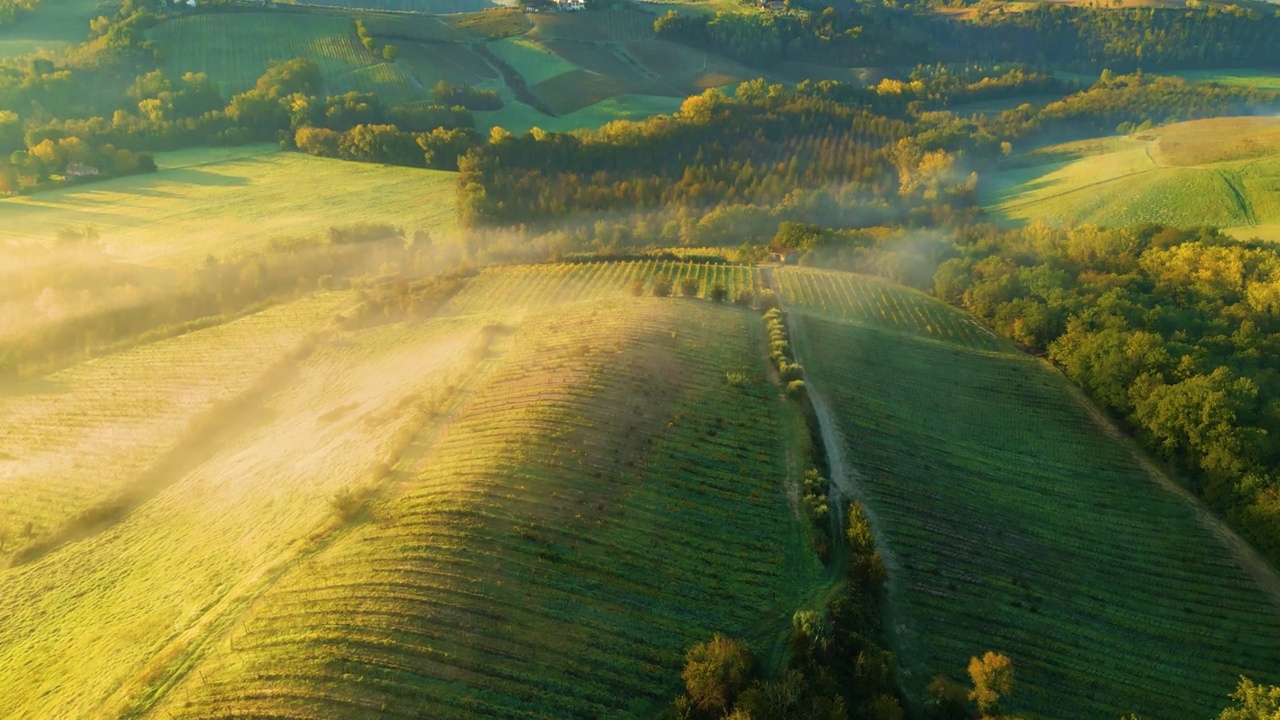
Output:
0,0,100,59
0,145,459,268
981,117,1280,241
147,12,424,105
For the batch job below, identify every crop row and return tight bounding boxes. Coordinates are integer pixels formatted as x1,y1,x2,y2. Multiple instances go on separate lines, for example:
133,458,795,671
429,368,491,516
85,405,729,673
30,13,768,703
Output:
796,315,1280,720
443,260,762,315
168,299,821,719
775,267,1004,351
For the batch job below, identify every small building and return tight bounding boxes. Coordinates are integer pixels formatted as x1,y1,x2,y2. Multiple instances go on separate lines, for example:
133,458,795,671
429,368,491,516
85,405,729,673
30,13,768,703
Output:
554,0,584,10
65,163,100,179
770,247,799,264
758,0,786,9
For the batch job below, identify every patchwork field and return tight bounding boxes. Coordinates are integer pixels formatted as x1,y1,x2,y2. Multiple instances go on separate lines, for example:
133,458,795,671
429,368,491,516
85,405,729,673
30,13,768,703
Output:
982,116,1280,241
0,145,459,268
147,13,425,105
0,0,99,59
785,273,1280,720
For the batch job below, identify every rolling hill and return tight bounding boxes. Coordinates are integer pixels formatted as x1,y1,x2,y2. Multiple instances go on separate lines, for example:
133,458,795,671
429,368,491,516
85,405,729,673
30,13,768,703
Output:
777,266,1280,719
0,263,828,719
0,145,458,268
982,116,1280,242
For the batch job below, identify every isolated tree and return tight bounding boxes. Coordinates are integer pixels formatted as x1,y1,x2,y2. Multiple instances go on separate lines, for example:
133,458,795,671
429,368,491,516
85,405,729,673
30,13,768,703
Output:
382,44,399,62
968,652,1014,717
681,634,754,715
680,278,699,298
628,278,645,297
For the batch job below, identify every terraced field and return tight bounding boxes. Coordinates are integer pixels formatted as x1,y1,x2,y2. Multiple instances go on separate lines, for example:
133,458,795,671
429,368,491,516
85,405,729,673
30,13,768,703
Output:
0,145,459,268
147,13,424,105
982,116,1280,241
774,267,1003,351
443,259,762,316
787,277,1280,720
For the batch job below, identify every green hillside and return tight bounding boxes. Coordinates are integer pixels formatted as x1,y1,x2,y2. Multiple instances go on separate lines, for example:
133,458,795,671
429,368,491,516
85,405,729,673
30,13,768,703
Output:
0,0,99,59
982,116,1280,242
0,264,827,719
780,267,1280,720
0,145,458,268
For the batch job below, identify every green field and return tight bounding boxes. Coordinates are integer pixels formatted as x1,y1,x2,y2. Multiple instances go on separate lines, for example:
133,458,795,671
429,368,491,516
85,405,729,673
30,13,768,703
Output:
0,145,459,268
0,0,100,59
982,116,1280,241
147,13,425,105
1176,68,1280,91
785,270,1280,719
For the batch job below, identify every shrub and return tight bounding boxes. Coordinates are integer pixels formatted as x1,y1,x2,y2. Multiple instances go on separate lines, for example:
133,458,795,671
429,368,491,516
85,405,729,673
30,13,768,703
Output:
329,487,364,520
787,379,806,397
710,283,728,302
652,275,673,297
680,278,699,298
628,278,645,297
734,289,755,306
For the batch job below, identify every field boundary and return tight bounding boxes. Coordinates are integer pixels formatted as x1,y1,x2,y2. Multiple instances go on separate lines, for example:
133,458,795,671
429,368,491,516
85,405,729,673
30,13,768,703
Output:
1053,367,1280,610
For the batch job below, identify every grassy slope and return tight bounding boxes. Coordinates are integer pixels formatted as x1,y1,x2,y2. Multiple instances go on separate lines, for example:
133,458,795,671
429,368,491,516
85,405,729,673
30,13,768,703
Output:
982,117,1280,241
146,13,422,105
783,268,1280,720
0,292,349,563
0,145,458,268
145,297,822,720
0,0,99,59
0,303,495,719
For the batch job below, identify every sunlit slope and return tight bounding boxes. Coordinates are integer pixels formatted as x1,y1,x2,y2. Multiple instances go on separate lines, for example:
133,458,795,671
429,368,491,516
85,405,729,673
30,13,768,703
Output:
148,298,821,719
444,259,762,316
0,292,348,563
0,146,458,268
982,117,1280,241
0,310,494,719
784,271,1280,720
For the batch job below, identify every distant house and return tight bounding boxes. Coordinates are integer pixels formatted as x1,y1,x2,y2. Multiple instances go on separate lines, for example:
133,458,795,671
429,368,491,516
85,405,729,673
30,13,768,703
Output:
65,163,99,179
758,0,786,9
770,247,799,264
554,0,584,10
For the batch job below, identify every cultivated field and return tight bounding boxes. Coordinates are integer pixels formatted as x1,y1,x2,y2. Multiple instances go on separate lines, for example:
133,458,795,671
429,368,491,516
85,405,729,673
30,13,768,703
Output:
983,116,1280,241
147,13,425,105
787,280,1280,719
0,145,459,268
0,259,825,719
774,267,1004,351
442,259,762,315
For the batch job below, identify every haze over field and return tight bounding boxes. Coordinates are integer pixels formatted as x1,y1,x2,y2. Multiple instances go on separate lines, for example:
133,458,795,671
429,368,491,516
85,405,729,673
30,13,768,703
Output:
8,0,1280,718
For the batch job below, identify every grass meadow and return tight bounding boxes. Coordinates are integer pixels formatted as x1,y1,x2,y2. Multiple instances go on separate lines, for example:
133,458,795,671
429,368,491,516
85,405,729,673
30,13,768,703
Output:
786,274,1280,720
0,145,459,268
147,13,424,105
0,0,100,59
982,117,1280,241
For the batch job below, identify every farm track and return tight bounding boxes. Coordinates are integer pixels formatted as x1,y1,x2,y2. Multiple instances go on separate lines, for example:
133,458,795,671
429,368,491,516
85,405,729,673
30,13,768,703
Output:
1056,374,1280,610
